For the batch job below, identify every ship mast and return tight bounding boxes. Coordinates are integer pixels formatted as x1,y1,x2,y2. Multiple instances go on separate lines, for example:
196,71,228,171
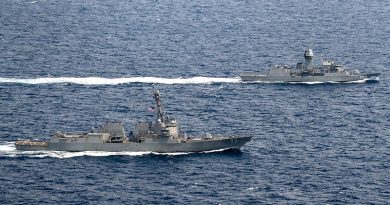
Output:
153,89,165,123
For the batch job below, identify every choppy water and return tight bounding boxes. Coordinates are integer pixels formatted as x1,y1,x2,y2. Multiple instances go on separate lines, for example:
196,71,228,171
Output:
0,0,389,204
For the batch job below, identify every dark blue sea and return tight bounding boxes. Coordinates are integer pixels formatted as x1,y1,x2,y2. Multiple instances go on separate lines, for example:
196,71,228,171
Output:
0,0,389,204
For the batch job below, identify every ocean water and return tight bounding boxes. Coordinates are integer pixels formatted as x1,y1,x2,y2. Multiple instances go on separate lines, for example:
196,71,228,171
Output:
0,0,389,204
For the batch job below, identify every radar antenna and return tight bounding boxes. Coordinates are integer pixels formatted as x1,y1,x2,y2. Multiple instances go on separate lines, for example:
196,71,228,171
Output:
153,89,165,123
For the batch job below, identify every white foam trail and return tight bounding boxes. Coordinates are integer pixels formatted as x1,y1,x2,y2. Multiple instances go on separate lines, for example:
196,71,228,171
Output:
245,186,260,191
0,142,150,158
343,79,367,84
201,148,231,153
0,142,16,152
0,77,240,85
0,142,229,158
0,76,378,85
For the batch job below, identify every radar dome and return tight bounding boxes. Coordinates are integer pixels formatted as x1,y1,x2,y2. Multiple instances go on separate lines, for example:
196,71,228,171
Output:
304,49,314,69
304,49,314,58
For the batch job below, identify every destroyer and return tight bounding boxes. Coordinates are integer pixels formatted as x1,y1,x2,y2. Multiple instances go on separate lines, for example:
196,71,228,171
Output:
16,89,251,153
240,49,380,82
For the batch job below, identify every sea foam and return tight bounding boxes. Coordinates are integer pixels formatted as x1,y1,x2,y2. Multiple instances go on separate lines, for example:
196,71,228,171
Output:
0,76,241,85
0,76,376,85
0,142,229,158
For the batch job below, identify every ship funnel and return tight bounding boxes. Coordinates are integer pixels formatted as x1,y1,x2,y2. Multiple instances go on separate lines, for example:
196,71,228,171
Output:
304,49,314,69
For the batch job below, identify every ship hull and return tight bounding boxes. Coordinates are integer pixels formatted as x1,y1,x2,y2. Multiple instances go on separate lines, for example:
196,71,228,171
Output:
15,136,251,153
239,72,380,82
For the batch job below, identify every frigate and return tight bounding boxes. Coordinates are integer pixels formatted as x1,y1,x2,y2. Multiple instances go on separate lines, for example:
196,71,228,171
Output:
15,89,251,153
240,49,380,83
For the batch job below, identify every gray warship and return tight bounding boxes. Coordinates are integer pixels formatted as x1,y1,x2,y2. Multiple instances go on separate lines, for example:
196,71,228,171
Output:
15,89,251,153
240,49,380,83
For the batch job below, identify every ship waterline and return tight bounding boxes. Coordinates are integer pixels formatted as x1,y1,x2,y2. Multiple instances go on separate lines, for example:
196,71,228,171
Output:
15,136,251,152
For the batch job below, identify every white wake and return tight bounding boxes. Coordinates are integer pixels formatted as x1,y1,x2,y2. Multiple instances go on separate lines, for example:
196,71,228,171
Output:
0,142,229,158
0,76,378,85
0,76,241,85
